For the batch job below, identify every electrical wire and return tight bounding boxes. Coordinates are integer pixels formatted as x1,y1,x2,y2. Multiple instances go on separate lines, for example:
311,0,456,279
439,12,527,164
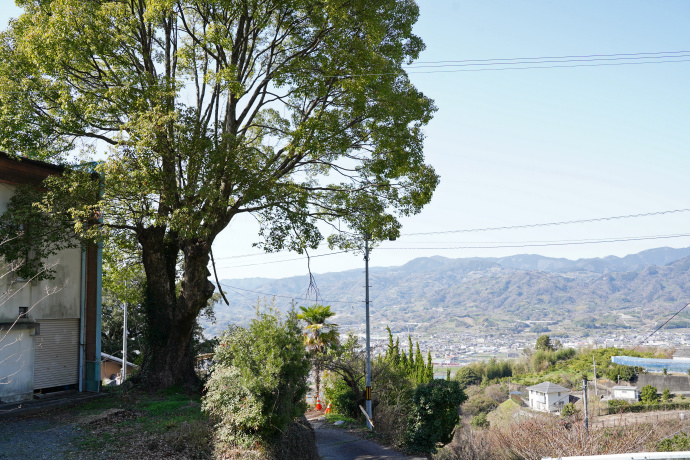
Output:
379,233,690,251
323,58,690,78
401,209,690,236
215,250,348,269
218,281,356,304
635,301,690,349
214,233,690,269
403,52,690,69
408,50,690,65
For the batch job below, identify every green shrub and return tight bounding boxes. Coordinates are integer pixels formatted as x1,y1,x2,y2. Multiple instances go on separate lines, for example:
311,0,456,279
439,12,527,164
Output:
640,385,659,404
453,366,481,389
662,388,672,402
324,376,359,420
561,402,578,417
404,380,467,453
202,309,310,449
658,433,690,452
608,399,630,412
463,395,499,416
470,412,489,428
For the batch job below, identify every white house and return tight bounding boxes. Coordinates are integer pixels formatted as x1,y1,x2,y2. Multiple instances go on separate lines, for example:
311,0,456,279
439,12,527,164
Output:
0,153,102,402
526,381,570,413
611,385,639,401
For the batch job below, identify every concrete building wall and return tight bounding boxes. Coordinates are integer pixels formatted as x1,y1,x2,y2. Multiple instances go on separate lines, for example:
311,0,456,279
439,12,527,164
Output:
0,183,82,323
0,329,35,402
612,388,638,400
529,390,569,412
636,374,690,393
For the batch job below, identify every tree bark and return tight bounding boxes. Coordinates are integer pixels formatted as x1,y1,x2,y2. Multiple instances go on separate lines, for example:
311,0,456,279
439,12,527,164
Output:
134,227,215,391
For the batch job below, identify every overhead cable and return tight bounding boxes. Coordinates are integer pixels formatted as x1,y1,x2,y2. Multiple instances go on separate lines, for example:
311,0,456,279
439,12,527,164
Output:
636,301,690,349
380,233,690,250
401,209,690,236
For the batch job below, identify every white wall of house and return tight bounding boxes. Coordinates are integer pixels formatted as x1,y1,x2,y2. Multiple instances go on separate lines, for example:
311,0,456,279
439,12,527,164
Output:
529,389,570,412
0,329,35,402
612,387,639,400
0,182,84,402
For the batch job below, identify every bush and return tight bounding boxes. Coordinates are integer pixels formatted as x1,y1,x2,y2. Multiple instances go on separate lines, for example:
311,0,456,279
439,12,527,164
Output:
463,395,499,416
470,412,489,428
202,309,311,450
608,399,630,412
658,433,690,452
454,366,481,389
324,375,359,420
404,380,467,453
560,402,578,417
662,388,672,402
640,385,659,404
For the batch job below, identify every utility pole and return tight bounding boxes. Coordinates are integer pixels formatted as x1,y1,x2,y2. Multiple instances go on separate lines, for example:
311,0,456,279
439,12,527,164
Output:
364,233,372,430
583,377,589,435
593,356,598,396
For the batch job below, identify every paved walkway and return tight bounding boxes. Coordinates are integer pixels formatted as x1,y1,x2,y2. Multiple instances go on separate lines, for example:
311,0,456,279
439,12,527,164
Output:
309,415,427,460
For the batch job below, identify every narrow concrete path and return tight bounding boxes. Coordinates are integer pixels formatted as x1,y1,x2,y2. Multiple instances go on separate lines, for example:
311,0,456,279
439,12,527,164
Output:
309,416,427,460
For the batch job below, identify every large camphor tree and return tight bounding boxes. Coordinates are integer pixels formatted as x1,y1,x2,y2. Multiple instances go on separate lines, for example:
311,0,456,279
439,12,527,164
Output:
0,0,438,389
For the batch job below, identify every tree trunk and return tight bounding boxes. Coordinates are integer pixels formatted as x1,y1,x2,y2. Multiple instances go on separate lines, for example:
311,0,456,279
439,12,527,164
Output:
315,362,321,402
134,227,215,391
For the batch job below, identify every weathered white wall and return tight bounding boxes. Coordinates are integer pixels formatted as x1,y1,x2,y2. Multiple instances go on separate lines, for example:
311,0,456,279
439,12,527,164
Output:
0,182,82,401
612,388,638,400
0,183,82,322
0,329,35,402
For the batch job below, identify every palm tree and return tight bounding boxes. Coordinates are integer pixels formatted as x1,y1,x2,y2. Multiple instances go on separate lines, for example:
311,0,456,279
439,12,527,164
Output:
298,304,339,404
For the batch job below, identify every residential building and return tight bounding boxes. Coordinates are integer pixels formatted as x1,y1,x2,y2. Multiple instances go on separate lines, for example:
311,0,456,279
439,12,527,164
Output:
0,153,102,402
526,381,570,413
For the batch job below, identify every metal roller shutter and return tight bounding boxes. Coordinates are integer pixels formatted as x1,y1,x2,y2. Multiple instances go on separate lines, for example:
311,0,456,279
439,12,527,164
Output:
33,319,79,390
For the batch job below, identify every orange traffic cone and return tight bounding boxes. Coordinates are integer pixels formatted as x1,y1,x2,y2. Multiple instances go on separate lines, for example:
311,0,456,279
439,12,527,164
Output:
315,397,322,411
325,402,332,414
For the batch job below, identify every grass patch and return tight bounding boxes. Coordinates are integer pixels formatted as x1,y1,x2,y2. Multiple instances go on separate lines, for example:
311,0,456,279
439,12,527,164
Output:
73,390,213,459
325,413,364,429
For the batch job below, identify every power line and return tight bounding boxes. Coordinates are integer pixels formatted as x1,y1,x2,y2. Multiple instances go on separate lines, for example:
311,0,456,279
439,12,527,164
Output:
401,209,690,236
636,301,690,349
214,233,690,269
409,50,690,65
215,250,348,269
379,233,690,251
404,52,690,69
218,281,356,304
324,58,690,78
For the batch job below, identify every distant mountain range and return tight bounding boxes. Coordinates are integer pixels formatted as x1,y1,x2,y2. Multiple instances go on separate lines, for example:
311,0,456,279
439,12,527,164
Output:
203,247,690,337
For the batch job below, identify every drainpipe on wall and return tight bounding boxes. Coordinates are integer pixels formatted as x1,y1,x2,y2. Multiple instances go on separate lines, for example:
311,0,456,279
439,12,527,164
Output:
79,245,87,392
94,170,104,392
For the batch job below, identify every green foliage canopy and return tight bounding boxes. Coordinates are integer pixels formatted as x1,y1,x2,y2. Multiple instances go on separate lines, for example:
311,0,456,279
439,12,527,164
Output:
403,379,467,453
640,385,659,404
0,0,438,388
202,308,310,448
535,334,554,352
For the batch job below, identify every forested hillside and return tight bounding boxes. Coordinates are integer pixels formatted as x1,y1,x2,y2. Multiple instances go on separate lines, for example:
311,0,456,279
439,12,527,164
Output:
205,247,690,336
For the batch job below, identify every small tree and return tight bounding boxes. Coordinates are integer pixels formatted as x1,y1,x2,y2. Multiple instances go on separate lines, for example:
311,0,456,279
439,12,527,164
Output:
535,335,554,351
470,412,490,428
297,304,339,403
404,380,467,453
640,385,659,404
663,368,668,375
202,308,310,449
662,388,672,402
561,402,579,417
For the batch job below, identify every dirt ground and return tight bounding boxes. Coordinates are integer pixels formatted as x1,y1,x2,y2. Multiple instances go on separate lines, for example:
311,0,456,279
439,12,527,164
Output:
0,393,212,460
591,408,690,428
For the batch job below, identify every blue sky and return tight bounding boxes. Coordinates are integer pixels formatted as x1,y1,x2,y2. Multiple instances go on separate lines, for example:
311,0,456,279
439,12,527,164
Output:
2,2,690,280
